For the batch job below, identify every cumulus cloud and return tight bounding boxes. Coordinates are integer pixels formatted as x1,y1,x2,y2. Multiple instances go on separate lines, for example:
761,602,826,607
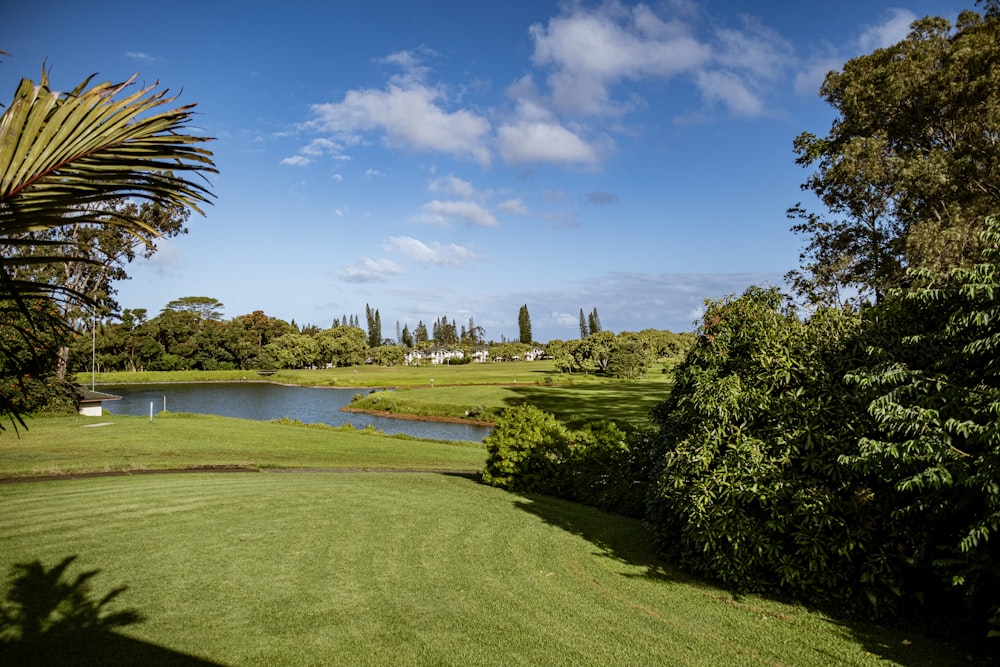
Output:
305,50,492,166
521,3,802,121
340,257,405,283
417,200,498,227
385,236,476,266
528,2,711,116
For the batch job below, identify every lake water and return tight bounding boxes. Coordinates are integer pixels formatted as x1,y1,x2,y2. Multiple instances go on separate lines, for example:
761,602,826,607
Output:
100,383,492,442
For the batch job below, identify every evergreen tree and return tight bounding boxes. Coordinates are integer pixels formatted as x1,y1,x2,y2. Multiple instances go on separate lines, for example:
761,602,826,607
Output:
401,324,413,348
518,304,533,344
579,309,588,339
588,308,602,335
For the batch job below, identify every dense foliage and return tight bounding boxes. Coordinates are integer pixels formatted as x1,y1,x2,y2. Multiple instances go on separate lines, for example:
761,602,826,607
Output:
788,9,1000,306
646,220,1000,632
482,404,657,518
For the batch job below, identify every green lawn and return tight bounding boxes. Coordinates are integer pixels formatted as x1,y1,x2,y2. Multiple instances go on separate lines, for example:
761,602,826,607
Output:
0,471,967,666
0,413,485,479
354,374,674,428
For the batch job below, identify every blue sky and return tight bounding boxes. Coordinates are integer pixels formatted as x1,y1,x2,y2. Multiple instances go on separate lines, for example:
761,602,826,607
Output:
1,0,971,341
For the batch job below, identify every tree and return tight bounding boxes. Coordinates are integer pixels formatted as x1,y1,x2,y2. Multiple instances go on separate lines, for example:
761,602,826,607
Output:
588,308,602,336
789,8,1000,305
315,325,367,367
364,304,382,348
413,321,428,345
400,324,413,348
0,67,215,426
579,309,588,339
6,198,191,380
162,296,224,321
518,304,532,344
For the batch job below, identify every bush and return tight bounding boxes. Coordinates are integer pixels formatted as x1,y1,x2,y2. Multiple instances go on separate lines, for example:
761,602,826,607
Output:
482,405,657,517
481,405,568,493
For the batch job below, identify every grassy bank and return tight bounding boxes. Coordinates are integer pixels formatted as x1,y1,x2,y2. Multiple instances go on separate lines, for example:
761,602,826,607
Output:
352,374,675,428
0,471,969,666
0,413,485,479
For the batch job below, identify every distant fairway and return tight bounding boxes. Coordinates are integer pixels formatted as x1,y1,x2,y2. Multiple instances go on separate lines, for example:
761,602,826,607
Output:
0,471,966,666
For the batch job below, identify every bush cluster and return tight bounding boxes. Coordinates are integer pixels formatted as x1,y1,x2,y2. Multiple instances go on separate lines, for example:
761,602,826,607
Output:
482,404,654,517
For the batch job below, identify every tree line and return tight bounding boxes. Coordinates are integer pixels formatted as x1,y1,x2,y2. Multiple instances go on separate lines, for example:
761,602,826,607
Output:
63,295,690,378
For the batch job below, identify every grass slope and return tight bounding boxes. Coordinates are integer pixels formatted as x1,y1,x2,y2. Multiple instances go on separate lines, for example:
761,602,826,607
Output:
0,472,967,666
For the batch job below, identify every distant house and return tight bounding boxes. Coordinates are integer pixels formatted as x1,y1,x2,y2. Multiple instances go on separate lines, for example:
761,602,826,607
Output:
425,346,464,365
75,388,121,417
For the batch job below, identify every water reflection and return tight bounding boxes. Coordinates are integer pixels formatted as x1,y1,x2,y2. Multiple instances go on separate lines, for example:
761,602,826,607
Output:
101,383,490,442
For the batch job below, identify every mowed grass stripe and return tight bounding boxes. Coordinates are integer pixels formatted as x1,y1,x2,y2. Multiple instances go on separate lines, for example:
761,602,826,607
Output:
0,472,953,666
1,414,486,478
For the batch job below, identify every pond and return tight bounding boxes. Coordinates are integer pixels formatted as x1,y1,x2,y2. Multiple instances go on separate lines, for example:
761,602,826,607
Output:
100,383,492,442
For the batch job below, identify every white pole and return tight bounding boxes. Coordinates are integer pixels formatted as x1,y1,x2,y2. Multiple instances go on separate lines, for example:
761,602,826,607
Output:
149,402,153,423
91,312,96,391
163,395,167,412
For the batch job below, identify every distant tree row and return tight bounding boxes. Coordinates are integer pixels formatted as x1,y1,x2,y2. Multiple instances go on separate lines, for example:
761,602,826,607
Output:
65,296,691,376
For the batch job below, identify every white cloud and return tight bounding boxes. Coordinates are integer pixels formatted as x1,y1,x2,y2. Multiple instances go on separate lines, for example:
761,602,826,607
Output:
340,257,405,283
417,200,498,227
858,8,916,53
694,69,765,117
497,117,599,165
308,79,491,165
385,236,476,266
280,155,311,167
497,198,529,215
126,51,161,63
428,175,480,200
528,3,711,116
365,168,386,178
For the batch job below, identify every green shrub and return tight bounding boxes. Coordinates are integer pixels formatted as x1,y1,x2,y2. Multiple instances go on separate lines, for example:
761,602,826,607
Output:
482,405,656,517
481,405,569,492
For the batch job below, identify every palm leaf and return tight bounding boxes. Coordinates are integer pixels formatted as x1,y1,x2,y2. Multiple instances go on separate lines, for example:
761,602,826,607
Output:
0,67,216,428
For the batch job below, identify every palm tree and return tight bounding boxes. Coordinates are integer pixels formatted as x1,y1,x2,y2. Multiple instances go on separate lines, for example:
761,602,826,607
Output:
0,67,216,428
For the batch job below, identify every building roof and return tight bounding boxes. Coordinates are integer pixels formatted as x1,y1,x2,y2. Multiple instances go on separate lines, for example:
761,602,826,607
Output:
76,388,122,403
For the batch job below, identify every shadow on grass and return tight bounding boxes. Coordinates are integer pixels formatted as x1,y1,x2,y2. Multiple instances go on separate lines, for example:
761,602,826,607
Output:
512,492,699,586
504,379,673,428
0,555,224,666
512,493,980,667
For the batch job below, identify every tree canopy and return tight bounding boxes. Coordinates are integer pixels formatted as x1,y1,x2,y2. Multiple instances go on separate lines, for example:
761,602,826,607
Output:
788,9,1000,306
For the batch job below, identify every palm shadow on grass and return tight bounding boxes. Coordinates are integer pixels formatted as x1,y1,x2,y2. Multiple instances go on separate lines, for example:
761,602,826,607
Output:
0,555,223,667
513,493,977,667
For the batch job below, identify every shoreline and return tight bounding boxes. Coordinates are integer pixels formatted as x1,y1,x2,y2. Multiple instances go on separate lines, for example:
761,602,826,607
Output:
341,406,494,427
93,380,495,428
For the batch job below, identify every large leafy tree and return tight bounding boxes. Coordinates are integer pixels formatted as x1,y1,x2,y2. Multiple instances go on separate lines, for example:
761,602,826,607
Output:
5,197,190,379
0,68,215,425
788,7,1000,305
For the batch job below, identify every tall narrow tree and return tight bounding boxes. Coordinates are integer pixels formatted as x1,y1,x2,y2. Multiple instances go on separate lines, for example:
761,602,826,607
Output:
518,305,532,344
